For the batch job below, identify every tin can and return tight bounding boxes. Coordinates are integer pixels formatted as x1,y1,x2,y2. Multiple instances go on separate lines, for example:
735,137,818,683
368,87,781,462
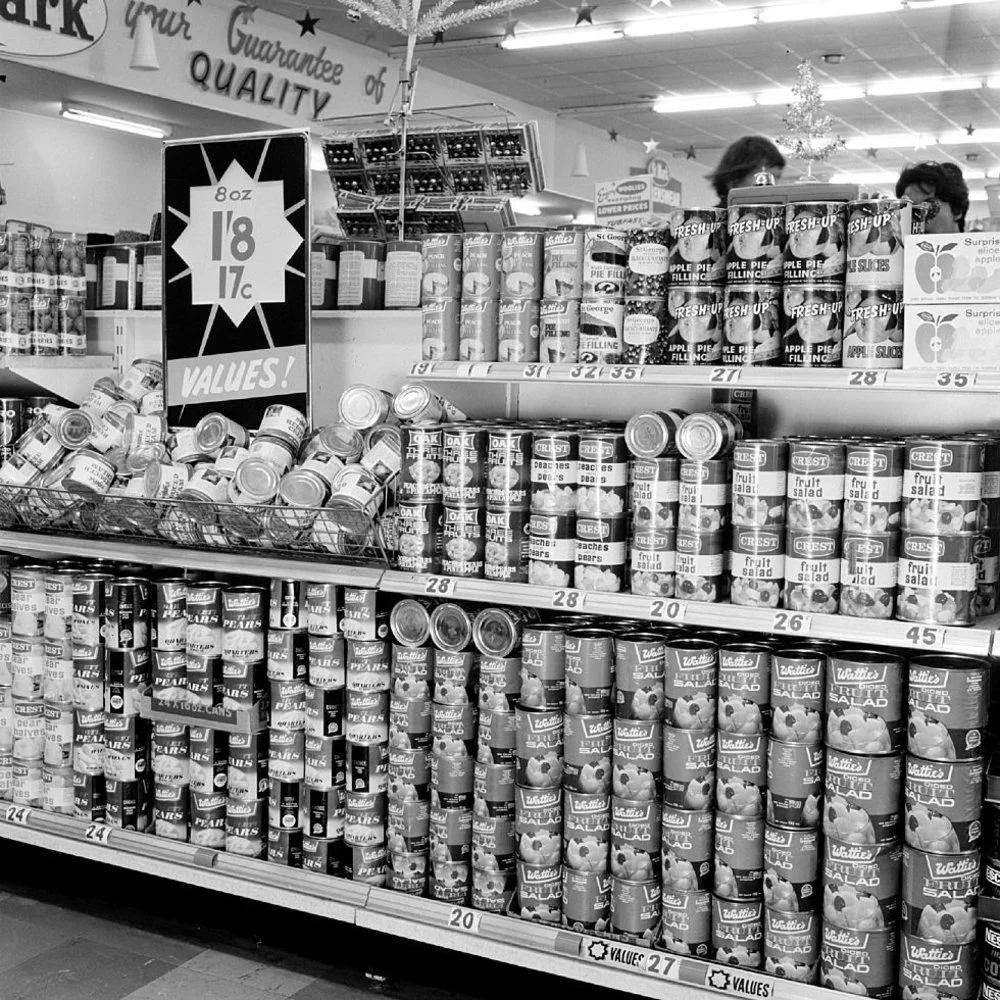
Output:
578,299,624,364
441,424,486,506
665,286,724,365
397,425,443,502
305,736,347,793
610,875,660,942
766,739,824,829
337,240,385,310
500,229,544,299
903,438,982,533
982,923,1000,986
583,228,628,299
345,689,390,745
461,233,502,300
613,633,664,722
662,638,716,731
726,204,784,285
844,441,903,533
620,296,666,365
764,825,820,912
384,240,422,309
843,288,905,369
562,868,611,932
723,285,781,366
770,647,824,740
899,933,977,1000
613,718,663,802
266,628,308,682
515,707,563,788
624,229,670,298
783,529,841,615
578,429,628,515
12,564,47,637
825,649,905,753
716,732,766,818
712,896,764,969
823,838,902,928
574,514,626,593
763,909,819,983
531,428,578,513
908,653,988,762
714,812,764,899
498,298,540,362
562,712,612,794
564,627,613,715
539,298,579,363
786,440,845,530
421,234,462,300
395,500,442,575
784,202,847,284
676,410,743,462
729,528,784,609
904,756,983,853
717,643,771,735
782,285,844,367
658,888,711,956
675,530,727,603
483,508,530,584
440,504,485,579
13,758,43,807
422,298,460,361
517,861,561,922
678,458,731,532
825,749,902,846
661,806,713,891
846,198,912,289
629,531,676,598
901,844,978,943
485,427,532,509
527,512,575,589
820,925,898,999
669,209,726,285
542,230,585,300
898,531,977,625
459,299,499,361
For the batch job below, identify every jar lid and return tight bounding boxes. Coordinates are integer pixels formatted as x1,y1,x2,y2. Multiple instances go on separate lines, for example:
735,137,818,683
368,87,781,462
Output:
234,459,279,503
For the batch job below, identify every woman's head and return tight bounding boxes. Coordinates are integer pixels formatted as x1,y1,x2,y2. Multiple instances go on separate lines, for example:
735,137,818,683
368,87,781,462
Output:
895,161,969,233
710,136,786,203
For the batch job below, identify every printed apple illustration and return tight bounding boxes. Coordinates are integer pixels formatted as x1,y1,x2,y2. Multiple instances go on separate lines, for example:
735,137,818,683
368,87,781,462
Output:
914,311,958,363
914,241,957,293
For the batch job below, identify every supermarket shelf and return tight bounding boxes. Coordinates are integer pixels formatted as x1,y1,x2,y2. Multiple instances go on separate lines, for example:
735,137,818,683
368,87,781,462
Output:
0,532,385,588
93,310,418,322
408,360,1000,393
380,571,1000,657
0,354,115,404
0,808,831,1000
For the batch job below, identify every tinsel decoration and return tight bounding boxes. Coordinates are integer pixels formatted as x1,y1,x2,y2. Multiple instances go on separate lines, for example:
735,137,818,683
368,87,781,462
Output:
777,61,845,175
332,0,538,40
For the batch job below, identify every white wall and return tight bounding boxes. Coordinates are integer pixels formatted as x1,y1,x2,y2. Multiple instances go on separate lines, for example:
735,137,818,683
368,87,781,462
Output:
0,108,163,234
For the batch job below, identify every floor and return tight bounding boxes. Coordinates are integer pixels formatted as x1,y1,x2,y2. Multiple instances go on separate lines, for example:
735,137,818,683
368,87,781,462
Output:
0,843,610,1000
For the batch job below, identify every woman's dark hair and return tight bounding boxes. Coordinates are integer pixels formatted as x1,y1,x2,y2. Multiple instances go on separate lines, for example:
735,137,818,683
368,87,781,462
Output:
710,136,786,203
895,161,969,232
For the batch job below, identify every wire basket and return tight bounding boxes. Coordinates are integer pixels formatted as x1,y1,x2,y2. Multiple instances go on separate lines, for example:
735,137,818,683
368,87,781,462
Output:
0,486,393,567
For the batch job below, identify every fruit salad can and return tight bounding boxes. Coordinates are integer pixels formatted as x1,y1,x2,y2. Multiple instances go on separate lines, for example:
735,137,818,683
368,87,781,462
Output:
517,861,561,922
614,632,665,722
610,796,660,880
824,749,903,846
903,438,983,533
665,286,724,365
712,896,764,969
904,756,983,853
660,725,713,810
542,230,585,300
669,209,726,285
784,202,847,284
844,441,904,533
908,653,989,762
842,288,905,369
766,739,824,829
726,204,784,285
825,649,905,754
723,285,782,367
718,644,771,735
899,933,977,1000
662,806,713,891
840,530,900,617
562,868,610,931
820,925,898,999
564,627,614,715
462,233,502,299
897,531,977,625
442,425,487,506
610,875,661,942
659,888,711,957
781,285,844,367
764,825,820,912
562,712,612,795
519,623,566,710
846,198,912,289
631,456,680,530
538,299,579,363
472,865,516,912
422,299,460,361
730,527,784,609
716,732,766,818
822,838,902,928
515,707,563,789
613,718,662,801
783,530,841,616
578,299,624,364
582,228,628,299
901,844,979,943
629,531,676,598
714,812,764,899
675,530,727,603
763,908,820,983
662,638,717,731
678,458,731,532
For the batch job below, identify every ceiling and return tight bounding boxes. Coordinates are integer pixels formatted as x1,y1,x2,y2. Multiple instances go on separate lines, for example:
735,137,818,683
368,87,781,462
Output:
255,0,1000,195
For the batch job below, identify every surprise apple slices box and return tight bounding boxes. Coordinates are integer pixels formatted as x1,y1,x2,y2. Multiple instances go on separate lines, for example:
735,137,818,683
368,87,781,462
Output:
902,303,1000,370
903,232,1000,304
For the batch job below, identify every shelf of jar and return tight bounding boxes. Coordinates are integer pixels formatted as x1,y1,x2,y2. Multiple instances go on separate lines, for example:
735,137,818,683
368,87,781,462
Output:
406,361,1000,393
379,571,1000,657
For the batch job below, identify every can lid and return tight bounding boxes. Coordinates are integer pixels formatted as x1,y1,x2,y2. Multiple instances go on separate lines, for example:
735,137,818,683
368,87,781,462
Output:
316,424,364,461
389,598,432,648
278,469,327,509
338,385,387,430
195,413,232,454
624,413,674,460
364,424,402,453
677,414,724,462
125,443,166,475
234,459,279,503
392,384,432,422
472,608,517,658
429,603,474,653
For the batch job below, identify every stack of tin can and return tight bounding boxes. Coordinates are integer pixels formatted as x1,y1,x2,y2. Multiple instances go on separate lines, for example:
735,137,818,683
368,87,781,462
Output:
440,422,486,579
624,410,684,598
528,426,577,588
575,426,629,593
621,231,670,365
420,233,463,361
497,230,544,363
974,434,1000,617
898,652,986,1000
580,229,629,364
302,582,346,876
723,204,783,367
149,577,191,841
665,209,726,366
540,230,584,364
341,586,389,885
458,234,502,362
483,425,532,584
0,558,12,802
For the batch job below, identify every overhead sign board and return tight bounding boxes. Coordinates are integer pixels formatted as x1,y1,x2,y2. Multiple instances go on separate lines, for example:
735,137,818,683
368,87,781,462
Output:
0,0,108,56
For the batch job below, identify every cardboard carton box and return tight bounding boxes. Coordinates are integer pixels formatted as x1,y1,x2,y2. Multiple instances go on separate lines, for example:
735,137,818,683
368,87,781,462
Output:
903,232,1000,304
903,302,1000,369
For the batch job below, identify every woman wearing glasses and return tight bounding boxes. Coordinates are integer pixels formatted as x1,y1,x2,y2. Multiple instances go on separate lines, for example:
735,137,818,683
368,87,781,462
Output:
895,161,970,234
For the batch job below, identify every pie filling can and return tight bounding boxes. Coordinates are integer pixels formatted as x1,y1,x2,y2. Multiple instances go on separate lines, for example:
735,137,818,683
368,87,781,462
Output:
842,288,904,369
723,285,781,367
784,202,847,284
665,286,724,366
669,209,726,286
422,299,460,361
781,285,845,368
582,228,629,300
459,299,499,362
543,230,585,300
726,204,784,285
846,198,912,289
578,299,624,364
539,298,579,364
462,233,502,300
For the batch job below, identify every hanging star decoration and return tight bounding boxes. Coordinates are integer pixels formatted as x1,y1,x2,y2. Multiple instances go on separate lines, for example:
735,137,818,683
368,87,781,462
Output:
576,4,596,24
867,148,878,160
609,128,618,142
685,145,696,160
332,0,538,40
502,18,518,39
642,137,660,153
234,3,257,23
297,10,320,34
967,123,976,136
433,29,445,43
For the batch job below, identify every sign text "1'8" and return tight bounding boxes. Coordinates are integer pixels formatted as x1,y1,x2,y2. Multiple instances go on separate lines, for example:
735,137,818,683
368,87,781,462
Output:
213,186,255,302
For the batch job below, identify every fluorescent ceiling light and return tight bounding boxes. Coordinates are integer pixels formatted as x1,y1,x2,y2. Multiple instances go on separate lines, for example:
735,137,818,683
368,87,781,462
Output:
60,103,171,139
501,26,620,49
623,10,757,37
655,92,754,114
939,128,1000,144
510,198,542,216
760,0,900,23
845,133,933,149
831,168,986,183
868,75,980,96
822,85,867,102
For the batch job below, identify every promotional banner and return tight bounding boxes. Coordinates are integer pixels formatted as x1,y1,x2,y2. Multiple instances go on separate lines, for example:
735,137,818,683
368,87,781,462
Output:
163,129,310,427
